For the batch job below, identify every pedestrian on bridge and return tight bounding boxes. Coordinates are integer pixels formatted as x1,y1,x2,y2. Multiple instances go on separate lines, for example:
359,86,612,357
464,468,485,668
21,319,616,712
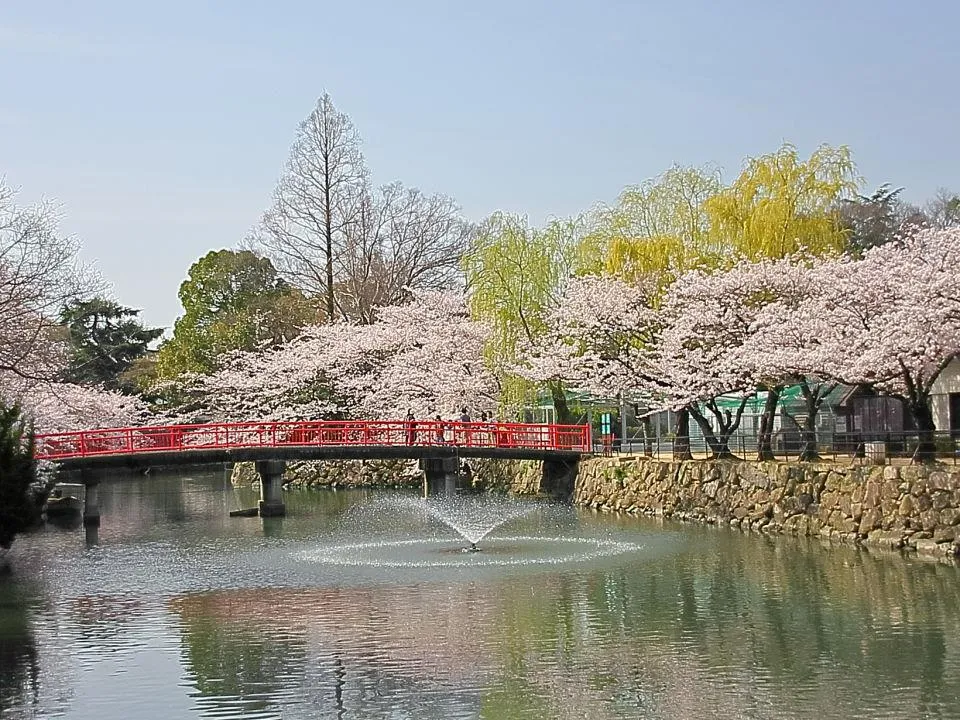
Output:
405,409,416,445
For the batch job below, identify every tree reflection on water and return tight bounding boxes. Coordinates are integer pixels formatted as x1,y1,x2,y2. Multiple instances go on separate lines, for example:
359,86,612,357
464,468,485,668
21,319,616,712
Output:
0,584,39,715
168,520,960,719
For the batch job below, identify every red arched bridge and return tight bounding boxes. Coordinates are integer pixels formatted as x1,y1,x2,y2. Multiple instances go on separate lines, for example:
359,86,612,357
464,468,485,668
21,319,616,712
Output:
36,420,592,522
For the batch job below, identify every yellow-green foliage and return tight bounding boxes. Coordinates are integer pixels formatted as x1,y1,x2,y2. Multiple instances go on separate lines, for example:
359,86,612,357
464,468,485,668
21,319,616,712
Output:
467,143,862,411
462,212,579,409
577,165,722,285
578,144,860,287
705,143,860,260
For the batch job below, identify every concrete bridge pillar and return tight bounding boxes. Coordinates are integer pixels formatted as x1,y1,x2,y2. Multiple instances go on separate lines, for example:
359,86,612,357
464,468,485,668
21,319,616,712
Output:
82,476,101,527
256,460,286,517
421,457,461,497
541,458,579,501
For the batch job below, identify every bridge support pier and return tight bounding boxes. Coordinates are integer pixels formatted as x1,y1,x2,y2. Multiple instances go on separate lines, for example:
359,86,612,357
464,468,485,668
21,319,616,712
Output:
421,457,461,497
256,460,286,517
540,458,579,501
82,475,101,527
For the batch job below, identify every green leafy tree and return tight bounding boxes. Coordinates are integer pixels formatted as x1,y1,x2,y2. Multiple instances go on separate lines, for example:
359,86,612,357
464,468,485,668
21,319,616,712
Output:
0,403,38,551
840,184,906,253
155,250,319,378
60,298,163,391
463,212,579,422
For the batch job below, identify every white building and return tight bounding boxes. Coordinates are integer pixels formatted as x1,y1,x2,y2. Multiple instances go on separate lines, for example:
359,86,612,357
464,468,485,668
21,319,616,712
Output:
931,357,960,434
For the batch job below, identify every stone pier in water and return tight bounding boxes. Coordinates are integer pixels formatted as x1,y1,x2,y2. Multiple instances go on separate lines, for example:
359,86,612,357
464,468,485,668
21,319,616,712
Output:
256,460,287,517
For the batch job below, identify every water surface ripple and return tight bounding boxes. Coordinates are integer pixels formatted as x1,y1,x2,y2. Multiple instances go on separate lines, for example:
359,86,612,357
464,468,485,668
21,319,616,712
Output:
1,471,959,719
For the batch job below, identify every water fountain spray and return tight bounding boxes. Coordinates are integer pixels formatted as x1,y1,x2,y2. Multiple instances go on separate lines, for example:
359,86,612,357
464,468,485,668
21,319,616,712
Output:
386,495,540,551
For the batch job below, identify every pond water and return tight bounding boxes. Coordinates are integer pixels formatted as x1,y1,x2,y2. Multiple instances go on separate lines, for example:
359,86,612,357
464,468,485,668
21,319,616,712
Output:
2,468,960,719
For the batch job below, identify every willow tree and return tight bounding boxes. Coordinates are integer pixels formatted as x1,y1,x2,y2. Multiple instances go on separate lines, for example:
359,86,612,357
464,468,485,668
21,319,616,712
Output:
699,143,860,457
575,166,722,456
463,212,579,422
577,165,722,283
705,143,860,259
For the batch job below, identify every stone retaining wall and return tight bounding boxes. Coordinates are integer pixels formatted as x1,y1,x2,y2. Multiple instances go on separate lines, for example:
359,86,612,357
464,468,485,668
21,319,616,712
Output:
574,457,960,558
232,457,543,494
468,458,542,495
231,458,423,489
231,454,960,559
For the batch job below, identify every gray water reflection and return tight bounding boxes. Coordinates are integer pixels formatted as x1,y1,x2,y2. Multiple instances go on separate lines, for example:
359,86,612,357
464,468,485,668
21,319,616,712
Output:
1,469,959,718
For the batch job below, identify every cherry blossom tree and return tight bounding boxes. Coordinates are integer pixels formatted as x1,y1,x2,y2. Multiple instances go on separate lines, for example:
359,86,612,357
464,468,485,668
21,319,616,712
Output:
517,276,661,398
349,291,497,418
176,291,497,423
783,228,960,460
0,180,97,383
707,258,833,460
0,180,147,433
657,265,772,459
18,382,150,433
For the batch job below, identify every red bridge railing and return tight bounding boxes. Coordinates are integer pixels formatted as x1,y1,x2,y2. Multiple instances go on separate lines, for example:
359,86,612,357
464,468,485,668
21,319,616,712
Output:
34,420,593,461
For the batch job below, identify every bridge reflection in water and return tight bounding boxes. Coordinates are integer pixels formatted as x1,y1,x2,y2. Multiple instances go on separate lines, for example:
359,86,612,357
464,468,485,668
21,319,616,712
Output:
35,419,591,525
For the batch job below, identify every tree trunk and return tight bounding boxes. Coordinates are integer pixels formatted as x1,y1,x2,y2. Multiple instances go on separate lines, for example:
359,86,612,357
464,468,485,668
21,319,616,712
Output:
797,381,820,461
324,164,336,323
673,408,692,461
688,406,732,459
692,398,748,460
909,399,937,463
549,381,573,425
756,387,781,461
641,415,654,457
798,419,819,461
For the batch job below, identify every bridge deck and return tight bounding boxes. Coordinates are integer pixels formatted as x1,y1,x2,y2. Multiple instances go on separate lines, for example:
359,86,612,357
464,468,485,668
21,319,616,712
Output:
36,419,591,469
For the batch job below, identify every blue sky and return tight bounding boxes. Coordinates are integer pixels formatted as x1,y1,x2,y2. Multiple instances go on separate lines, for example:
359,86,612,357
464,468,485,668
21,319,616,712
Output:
2,0,958,331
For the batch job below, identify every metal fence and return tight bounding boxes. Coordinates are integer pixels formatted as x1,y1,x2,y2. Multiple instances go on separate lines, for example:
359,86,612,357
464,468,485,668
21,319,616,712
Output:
603,429,960,464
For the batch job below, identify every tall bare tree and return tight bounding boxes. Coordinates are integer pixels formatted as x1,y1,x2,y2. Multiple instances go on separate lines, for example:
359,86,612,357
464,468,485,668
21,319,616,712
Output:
253,93,367,321
925,187,960,229
250,94,472,323
336,182,473,322
0,180,97,384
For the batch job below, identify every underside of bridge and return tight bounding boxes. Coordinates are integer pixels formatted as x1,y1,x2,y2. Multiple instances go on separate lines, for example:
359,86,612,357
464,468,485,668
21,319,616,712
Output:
58,447,584,520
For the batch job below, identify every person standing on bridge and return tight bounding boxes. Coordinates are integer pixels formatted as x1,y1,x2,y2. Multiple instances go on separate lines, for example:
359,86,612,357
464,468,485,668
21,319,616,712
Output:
479,410,492,446
405,409,416,445
459,407,471,446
